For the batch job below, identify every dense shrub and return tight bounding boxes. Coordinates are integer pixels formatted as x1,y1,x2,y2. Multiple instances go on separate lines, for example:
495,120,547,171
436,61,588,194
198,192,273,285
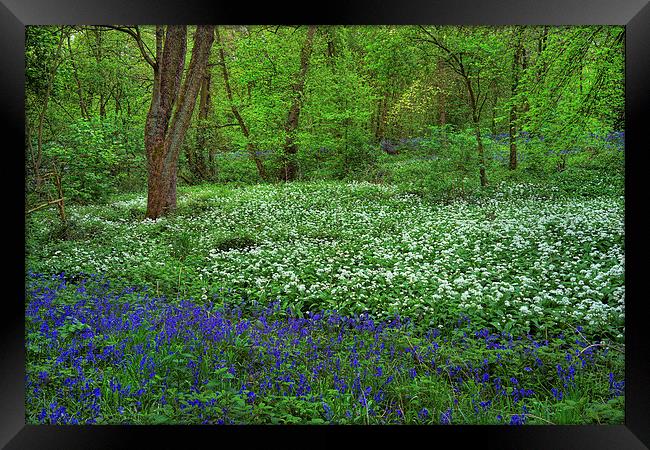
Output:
43,116,144,203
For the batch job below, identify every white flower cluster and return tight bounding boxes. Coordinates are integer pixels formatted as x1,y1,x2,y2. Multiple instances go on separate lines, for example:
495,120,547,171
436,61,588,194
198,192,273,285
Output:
26,180,624,335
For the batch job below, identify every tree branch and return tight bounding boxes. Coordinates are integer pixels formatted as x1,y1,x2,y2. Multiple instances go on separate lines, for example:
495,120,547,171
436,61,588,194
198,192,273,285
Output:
26,198,65,214
100,25,157,69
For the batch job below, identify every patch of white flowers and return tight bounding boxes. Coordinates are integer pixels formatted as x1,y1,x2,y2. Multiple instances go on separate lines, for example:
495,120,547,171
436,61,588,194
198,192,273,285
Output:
26,180,624,335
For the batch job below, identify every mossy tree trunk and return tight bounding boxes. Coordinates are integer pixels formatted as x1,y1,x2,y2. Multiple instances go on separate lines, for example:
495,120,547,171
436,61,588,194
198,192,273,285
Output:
144,25,215,219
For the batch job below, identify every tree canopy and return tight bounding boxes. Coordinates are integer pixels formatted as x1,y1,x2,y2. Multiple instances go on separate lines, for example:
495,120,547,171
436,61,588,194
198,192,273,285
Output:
25,25,624,215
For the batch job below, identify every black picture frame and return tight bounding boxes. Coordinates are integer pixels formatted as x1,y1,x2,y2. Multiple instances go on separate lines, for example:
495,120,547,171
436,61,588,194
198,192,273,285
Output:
2,0,648,448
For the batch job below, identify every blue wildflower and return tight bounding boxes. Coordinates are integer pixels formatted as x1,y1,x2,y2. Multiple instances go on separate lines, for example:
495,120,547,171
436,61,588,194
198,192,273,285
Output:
440,408,452,425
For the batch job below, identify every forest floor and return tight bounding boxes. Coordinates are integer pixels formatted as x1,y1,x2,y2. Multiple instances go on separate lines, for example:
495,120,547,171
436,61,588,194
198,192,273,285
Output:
25,177,625,425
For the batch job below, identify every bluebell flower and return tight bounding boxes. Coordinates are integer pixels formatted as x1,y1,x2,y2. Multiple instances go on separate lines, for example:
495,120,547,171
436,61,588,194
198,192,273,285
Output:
608,373,625,397
440,408,452,425
323,403,333,421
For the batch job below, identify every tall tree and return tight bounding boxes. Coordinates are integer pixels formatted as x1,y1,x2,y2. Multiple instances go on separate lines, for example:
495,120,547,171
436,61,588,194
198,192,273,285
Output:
215,26,267,180
417,26,505,186
31,27,67,187
144,25,215,219
436,58,447,126
184,69,213,181
508,26,524,170
282,25,316,181
66,33,90,120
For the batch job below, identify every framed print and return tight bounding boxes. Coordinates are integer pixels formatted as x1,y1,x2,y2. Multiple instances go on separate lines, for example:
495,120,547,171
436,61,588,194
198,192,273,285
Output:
2,0,649,448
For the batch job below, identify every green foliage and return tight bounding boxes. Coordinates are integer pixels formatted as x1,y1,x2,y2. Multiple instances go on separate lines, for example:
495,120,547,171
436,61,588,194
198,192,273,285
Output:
25,27,63,97
518,26,624,144
43,117,128,203
326,129,377,180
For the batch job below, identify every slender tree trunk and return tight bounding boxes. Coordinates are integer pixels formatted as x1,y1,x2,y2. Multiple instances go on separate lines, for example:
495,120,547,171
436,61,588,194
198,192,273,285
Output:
537,26,548,84
198,71,211,177
375,93,390,141
437,59,446,126
464,76,488,186
326,28,336,67
435,59,448,151
145,25,215,219
99,95,106,118
186,70,212,180
26,117,36,181
508,107,518,170
67,35,90,120
216,27,266,180
283,25,317,181
35,28,66,188
476,126,488,186
92,27,107,119
114,85,122,117
509,28,523,170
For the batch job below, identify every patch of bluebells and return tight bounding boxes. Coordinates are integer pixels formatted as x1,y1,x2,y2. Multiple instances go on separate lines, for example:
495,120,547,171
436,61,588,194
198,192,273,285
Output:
589,131,625,151
509,405,528,425
485,130,625,163
25,273,624,425
608,373,625,398
396,137,426,149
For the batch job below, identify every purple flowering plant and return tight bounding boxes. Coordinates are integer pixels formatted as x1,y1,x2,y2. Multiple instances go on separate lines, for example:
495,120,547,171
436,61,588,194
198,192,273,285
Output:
25,273,624,425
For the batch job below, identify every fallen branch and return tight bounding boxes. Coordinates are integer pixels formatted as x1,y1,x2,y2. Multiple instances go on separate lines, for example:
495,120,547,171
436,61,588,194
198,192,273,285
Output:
26,198,65,214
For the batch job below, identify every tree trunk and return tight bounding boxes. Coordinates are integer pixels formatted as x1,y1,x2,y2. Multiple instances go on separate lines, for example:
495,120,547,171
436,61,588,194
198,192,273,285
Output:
437,58,446,127
464,76,488,186
186,70,212,180
35,28,66,188
67,35,90,120
145,25,215,219
283,25,317,181
92,27,108,119
216,27,266,180
508,106,518,170
537,26,548,83
375,94,389,141
476,127,488,187
509,27,523,170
